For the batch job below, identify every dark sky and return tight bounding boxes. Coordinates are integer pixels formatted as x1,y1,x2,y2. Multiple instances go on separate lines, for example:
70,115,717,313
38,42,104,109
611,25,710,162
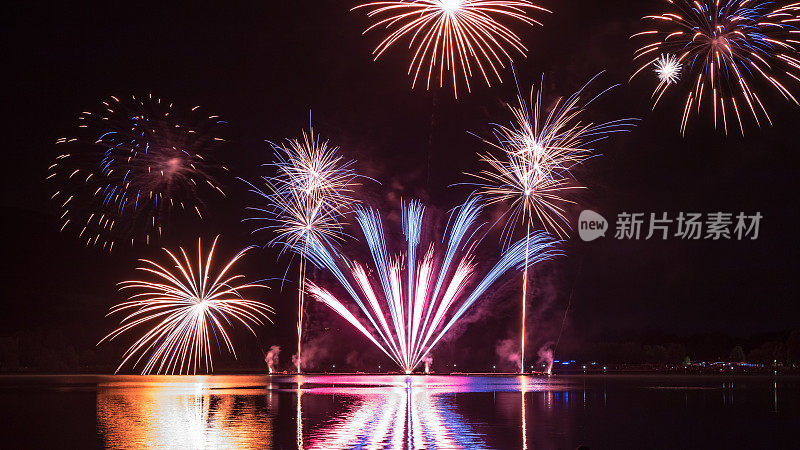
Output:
2,1,798,370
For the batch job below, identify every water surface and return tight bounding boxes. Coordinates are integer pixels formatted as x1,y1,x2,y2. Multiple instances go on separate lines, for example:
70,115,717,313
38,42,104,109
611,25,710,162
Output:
0,374,797,448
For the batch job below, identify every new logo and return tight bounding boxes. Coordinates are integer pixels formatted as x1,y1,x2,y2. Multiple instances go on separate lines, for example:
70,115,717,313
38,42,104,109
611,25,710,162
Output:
578,210,608,242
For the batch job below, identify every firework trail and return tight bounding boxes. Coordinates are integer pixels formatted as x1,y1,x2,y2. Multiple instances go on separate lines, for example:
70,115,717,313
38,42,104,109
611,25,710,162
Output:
303,196,561,373
631,0,800,134
353,0,549,98
467,73,636,372
99,236,273,375
46,94,227,251
242,125,360,373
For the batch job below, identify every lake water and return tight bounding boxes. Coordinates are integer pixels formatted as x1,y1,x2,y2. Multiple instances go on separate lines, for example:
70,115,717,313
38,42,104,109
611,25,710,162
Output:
0,374,797,449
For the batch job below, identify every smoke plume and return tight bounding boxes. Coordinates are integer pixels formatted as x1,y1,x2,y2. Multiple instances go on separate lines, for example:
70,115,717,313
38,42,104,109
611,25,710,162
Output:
536,341,555,374
265,345,280,374
495,338,521,372
422,354,433,374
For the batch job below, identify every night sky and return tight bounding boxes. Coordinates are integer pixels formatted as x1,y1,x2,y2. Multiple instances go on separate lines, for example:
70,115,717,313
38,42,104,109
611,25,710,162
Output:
2,1,798,371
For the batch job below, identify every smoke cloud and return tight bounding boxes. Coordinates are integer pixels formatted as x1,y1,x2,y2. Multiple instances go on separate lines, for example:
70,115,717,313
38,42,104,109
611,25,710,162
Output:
495,338,521,372
536,341,555,374
422,354,433,373
291,334,334,372
265,345,280,374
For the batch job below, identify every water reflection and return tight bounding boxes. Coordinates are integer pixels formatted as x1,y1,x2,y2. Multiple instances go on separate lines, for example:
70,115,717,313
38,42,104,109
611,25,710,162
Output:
305,382,488,449
75,374,797,449
297,380,304,450
521,376,528,450
773,380,778,413
92,375,563,449
97,381,274,448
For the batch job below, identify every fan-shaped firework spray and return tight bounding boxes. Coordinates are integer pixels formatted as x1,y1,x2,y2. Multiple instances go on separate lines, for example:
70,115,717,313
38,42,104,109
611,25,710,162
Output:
304,196,561,373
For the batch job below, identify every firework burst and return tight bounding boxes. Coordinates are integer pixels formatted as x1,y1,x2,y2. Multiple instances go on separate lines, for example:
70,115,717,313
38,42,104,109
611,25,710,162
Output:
654,53,683,85
242,125,361,373
469,74,637,239
468,74,636,372
271,129,360,208
99,236,273,375
304,196,561,373
243,127,359,251
46,94,227,250
353,0,549,97
631,0,800,134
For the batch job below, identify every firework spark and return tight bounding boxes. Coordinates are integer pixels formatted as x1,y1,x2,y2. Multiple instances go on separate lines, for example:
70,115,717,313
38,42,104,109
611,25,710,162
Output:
99,236,273,375
353,0,549,97
631,0,800,134
304,196,561,373
242,125,360,373
47,94,227,250
468,74,635,372
654,53,682,85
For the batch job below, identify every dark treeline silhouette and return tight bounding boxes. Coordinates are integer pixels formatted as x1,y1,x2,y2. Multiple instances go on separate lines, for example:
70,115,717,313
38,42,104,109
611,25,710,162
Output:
560,330,800,368
0,321,270,374
1,319,797,373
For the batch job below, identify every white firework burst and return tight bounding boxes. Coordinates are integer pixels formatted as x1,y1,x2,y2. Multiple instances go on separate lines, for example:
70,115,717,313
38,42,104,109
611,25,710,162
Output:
654,54,682,85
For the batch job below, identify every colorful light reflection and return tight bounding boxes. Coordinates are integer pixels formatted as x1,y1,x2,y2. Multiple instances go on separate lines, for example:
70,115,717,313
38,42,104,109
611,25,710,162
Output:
96,380,274,448
305,382,487,449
